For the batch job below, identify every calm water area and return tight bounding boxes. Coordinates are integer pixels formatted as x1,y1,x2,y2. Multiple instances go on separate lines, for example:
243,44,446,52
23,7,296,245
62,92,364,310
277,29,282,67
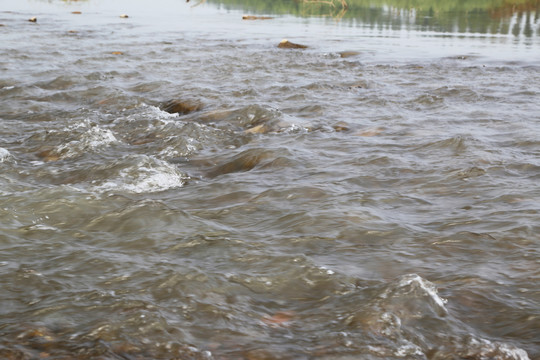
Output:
1,0,539,359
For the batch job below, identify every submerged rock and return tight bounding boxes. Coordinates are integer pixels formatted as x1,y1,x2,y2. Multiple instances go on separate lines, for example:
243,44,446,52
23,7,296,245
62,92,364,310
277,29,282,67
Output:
37,148,60,162
278,39,308,49
205,148,276,178
161,99,203,115
28,17,37,23
332,121,351,132
354,127,384,137
119,14,129,18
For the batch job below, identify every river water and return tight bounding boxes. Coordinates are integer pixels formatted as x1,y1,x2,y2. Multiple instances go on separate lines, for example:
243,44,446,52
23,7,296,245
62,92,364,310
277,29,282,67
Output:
1,0,539,359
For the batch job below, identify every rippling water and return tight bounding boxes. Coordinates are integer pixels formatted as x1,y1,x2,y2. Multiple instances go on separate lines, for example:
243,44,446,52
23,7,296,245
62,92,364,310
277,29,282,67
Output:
1,0,539,359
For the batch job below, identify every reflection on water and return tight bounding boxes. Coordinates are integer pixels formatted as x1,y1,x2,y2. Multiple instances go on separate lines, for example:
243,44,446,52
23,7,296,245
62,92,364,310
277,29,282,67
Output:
215,0,540,38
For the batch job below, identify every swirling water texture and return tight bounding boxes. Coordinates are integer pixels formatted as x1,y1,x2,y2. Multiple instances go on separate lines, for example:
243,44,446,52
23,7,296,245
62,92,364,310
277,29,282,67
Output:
0,1,539,359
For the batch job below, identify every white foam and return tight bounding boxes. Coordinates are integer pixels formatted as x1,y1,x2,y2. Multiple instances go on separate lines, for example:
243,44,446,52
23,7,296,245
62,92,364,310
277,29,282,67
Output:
465,337,530,360
117,104,179,126
0,148,11,162
57,125,117,158
394,342,424,357
97,157,187,194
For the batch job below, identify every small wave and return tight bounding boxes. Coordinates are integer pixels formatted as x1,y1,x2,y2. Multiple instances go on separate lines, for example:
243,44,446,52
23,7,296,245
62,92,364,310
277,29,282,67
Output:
413,135,469,155
379,274,448,317
114,104,179,127
140,104,180,125
195,104,312,134
95,156,188,194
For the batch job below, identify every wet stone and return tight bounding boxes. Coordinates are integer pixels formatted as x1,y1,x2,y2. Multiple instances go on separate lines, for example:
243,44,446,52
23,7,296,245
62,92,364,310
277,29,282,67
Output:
278,39,308,49
161,99,203,115
28,17,37,23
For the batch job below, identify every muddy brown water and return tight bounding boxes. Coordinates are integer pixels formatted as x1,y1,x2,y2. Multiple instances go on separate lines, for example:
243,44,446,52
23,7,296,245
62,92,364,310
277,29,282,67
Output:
1,0,539,359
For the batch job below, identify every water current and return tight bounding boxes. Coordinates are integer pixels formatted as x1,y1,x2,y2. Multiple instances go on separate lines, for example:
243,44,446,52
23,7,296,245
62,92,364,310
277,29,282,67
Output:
1,0,539,359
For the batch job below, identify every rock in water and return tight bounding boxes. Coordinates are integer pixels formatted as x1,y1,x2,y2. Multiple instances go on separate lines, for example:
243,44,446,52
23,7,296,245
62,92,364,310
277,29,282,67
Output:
161,99,203,115
28,17,37,22
339,51,360,58
242,15,273,20
278,39,307,49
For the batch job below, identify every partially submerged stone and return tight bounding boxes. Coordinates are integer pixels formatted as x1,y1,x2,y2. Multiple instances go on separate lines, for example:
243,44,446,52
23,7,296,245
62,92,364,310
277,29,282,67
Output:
111,51,123,55
71,11,82,14
339,51,360,58
242,15,273,20
119,14,129,18
278,39,307,49
161,99,203,115
28,17,37,22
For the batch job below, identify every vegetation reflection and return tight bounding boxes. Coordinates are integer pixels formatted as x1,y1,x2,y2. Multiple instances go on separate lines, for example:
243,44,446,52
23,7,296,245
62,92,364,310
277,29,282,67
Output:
214,0,540,36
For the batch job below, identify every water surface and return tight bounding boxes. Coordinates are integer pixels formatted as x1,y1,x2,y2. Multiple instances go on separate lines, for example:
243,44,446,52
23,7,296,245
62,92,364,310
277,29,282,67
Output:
0,0,539,359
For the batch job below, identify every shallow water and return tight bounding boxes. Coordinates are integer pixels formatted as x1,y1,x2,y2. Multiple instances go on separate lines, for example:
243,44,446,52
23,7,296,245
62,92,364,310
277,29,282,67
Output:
1,0,539,359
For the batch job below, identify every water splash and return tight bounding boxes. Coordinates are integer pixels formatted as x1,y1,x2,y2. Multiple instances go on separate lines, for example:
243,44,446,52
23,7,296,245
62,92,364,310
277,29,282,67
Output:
95,156,188,194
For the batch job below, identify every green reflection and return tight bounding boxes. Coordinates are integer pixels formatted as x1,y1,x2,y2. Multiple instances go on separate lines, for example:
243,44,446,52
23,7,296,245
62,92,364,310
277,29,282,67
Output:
213,0,540,36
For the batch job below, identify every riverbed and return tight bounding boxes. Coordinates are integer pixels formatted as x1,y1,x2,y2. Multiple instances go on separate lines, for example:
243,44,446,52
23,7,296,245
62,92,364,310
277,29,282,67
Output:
0,0,539,359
